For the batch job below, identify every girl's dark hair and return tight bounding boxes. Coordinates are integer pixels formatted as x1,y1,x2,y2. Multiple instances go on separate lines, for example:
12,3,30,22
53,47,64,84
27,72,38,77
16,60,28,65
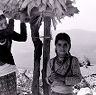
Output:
55,33,71,47
0,14,6,21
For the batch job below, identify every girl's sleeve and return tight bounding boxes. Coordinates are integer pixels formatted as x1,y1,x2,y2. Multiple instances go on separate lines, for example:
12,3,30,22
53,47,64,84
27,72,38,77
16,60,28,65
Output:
0,19,27,42
11,22,27,41
46,59,58,85
0,29,13,39
65,57,82,86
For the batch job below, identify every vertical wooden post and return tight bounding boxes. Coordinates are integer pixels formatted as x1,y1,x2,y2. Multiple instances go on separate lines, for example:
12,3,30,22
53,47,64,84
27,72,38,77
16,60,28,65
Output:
30,16,42,95
42,16,51,95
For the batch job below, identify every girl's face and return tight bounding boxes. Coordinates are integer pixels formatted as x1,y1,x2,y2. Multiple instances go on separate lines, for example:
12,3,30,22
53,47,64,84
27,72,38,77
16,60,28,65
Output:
55,40,70,58
0,19,7,30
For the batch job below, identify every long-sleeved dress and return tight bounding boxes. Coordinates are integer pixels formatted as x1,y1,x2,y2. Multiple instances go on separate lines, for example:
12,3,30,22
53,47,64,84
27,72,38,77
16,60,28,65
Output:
46,55,82,95
0,19,27,95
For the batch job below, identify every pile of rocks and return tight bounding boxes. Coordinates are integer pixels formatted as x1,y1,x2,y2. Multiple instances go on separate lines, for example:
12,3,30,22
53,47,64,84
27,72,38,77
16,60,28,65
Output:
74,74,96,95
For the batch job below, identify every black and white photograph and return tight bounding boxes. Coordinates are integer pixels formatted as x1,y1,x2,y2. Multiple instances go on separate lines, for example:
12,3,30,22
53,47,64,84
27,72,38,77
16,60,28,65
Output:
0,0,96,95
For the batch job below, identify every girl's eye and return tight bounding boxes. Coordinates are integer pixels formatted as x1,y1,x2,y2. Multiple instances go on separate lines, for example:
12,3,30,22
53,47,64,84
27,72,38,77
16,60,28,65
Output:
58,43,62,46
57,43,68,48
64,43,67,47
58,43,67,46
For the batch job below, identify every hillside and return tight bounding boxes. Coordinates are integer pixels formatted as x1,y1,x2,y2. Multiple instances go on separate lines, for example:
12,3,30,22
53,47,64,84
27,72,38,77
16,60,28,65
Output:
12,29,96,68
50,29,96,65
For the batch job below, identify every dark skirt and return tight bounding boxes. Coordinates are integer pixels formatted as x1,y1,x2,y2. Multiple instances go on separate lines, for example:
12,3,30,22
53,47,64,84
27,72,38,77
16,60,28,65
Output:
0,72,17,95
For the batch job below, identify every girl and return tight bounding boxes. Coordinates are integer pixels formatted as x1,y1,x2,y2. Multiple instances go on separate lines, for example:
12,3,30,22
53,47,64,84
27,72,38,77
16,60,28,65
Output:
0,11,27,95
46,33,82,95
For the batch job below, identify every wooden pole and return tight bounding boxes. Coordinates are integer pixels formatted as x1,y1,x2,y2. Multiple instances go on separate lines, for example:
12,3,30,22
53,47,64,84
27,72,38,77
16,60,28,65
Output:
30,15,42,95
42,16,51,95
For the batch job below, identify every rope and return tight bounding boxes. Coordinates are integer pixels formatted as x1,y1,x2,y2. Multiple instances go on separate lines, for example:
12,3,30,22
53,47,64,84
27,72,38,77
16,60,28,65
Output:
33,36,52,39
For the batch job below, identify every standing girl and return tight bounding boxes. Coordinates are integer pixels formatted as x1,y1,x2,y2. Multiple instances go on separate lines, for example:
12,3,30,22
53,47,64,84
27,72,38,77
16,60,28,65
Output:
0,11,27,95
46,33,82,95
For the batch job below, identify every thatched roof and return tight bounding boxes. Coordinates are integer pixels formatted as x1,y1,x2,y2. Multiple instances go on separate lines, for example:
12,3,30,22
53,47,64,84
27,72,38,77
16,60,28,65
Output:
0,0,79,29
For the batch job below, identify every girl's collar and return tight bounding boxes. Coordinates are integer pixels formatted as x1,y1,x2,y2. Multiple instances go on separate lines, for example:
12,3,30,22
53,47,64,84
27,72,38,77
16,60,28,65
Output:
56,53,71,63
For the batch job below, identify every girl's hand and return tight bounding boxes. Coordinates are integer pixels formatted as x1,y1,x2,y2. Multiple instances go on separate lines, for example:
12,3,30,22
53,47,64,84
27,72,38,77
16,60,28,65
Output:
48,72,57,83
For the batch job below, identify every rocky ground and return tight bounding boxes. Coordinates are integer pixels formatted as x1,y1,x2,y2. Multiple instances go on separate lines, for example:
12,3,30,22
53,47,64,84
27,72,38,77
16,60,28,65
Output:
17,66,96,95
16,69,33,95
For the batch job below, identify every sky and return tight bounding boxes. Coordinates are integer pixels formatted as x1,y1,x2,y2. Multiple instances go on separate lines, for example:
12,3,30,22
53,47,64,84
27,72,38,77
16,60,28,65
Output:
12,0,96,69
60,0,96,31
55,0,96,32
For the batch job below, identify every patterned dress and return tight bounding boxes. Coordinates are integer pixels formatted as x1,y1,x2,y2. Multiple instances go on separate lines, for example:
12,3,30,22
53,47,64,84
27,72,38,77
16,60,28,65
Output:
0,72,17,95
46,55,82,95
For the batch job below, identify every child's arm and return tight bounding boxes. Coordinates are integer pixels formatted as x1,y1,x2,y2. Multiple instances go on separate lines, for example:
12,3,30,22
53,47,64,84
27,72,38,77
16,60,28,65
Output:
0,19,27,41
46,59,57,85
65,57,82,86
7,19,14,31
0,29,12,39
11,22,27,41
11,12,27,41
